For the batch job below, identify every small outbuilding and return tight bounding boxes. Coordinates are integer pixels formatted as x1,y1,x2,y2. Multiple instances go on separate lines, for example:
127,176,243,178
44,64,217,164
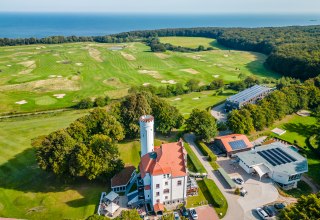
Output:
214,134,253,156
111,165,136,193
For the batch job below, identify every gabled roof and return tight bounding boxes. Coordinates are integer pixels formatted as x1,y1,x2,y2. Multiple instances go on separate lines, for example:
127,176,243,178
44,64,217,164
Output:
139,141,187,178
226,85,272,104
215,134,253,152
111,165,136,187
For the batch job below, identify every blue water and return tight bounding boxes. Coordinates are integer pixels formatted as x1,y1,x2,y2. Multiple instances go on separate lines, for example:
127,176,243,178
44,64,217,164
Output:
0,13,320,38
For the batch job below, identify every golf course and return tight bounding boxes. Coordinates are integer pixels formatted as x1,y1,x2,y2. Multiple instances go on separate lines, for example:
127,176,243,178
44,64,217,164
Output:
0,37,278,114
0,37,280,219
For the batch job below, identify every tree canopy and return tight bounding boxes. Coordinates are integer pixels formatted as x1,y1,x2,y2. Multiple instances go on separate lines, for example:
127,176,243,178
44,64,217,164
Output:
186,108,217,142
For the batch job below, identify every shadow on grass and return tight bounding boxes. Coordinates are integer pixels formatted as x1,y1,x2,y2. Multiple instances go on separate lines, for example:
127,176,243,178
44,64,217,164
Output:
0,148,105,208
282,123,315,139
245,57,280,79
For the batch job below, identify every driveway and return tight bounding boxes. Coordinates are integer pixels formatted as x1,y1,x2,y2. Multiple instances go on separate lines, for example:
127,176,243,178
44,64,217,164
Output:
211,103,227,122
195,205,219,220
184,134,279,220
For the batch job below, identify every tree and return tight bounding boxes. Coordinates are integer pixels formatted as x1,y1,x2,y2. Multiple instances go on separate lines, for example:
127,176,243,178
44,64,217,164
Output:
186,109,217,142
185,79,200,92
209,79,224,90
227,109,254,134
151,96,184,134
115,210,141,220
174,83,185,95
279,193,320,220
118,92,152,138
86,214,110,220
94,96,107,107
77,98,94,109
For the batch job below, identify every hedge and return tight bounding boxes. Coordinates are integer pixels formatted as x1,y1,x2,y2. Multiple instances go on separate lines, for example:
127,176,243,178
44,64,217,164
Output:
195,140,218,164
183,142,207,173
203,178,228,216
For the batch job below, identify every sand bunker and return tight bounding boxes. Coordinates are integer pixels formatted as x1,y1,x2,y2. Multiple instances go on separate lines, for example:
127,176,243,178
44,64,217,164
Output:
56,60,71,64
53,94,66,99
173,98,181,101
143,83,150,86
108,46,123,51
187,54,203,60
224,54,229,57
161,80,177,84
87,47,103,62
154,53,170,59
75,63,83,66
15,100,28,105
213,75,220,78
103,77,123,87
6,64,12,67
181,68,199,74
18,60,36,74
120,52,136,61
192,97,200,100
138,70,161,79
0,78,80,93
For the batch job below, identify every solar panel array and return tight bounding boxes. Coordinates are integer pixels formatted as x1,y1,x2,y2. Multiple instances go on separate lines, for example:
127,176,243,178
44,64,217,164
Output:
229,140,247,150
257,148,297,166
226,85,271,104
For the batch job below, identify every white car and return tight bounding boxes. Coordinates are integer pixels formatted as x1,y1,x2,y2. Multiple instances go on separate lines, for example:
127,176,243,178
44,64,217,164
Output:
233,177,244,185
189,208,198,220
256,207,269,219
173,211,180,220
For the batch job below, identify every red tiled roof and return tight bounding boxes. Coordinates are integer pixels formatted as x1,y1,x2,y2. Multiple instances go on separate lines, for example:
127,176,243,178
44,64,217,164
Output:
139,141,187,178
111,165,136,187
215,134,253,152
153,203,164,212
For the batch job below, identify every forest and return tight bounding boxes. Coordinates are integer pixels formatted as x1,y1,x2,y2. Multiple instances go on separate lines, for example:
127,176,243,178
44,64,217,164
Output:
1,26,320,79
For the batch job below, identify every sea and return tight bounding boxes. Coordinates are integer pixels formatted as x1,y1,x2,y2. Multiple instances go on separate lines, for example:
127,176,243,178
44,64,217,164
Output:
0,13,320,38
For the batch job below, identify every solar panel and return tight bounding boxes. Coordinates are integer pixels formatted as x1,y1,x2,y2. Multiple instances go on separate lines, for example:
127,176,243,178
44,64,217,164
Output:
257,147,297,166
229,140,247,150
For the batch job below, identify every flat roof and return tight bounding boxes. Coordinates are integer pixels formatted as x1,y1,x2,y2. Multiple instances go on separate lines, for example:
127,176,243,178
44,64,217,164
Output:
236,142,308,175
226,85,272,104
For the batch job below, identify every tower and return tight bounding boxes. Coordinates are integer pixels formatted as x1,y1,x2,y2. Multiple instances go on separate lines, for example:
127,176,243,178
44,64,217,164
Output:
139,115,154,157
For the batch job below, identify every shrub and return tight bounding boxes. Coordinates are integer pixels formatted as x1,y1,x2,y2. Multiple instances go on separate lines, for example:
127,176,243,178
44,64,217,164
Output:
203,178,227,208
77,98,94,109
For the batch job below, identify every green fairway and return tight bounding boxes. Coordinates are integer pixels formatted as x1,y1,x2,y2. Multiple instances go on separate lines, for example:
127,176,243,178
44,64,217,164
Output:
159,36,224,49
165,89,236,115
0,39,278,114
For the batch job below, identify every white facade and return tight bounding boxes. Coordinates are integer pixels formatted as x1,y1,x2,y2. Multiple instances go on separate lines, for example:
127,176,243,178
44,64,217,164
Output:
139,115,154,157
150,174,187,206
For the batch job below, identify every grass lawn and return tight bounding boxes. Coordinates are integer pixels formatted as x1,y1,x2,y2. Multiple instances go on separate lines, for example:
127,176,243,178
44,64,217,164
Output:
164,89,236,116
159,37,225,49
284,180,313,198
0,39,278,114
0,110,112,219
186,180,227,218
183,142,206,173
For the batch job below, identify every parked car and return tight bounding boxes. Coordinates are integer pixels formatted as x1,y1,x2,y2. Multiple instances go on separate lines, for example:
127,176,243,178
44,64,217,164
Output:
274,203,286,210
233,177,244,185
189,208,198,220
173,211,180,220
263,206,276,217
180,206,189,218
256,207,269,219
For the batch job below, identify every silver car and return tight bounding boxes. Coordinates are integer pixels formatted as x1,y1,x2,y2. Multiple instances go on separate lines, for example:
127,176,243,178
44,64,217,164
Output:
256,207,269,219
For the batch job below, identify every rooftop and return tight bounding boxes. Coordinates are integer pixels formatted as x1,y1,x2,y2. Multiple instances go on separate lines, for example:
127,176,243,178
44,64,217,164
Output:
215,134,253,152
236,142,308,175
226,85,272,104
139,141,187,178
111,165,136,187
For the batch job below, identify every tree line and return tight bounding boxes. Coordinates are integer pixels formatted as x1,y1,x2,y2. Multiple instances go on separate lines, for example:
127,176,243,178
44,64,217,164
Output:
227,76,320,134
1,26,320,79
33,91,217,181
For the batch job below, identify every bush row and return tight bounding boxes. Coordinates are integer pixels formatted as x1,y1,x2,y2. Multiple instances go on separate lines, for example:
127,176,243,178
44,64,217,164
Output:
203,178,227,209
183,142,206,173
195,140,217,162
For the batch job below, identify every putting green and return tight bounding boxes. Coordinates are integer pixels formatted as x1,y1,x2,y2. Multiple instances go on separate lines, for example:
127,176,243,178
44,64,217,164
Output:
34,95,57,105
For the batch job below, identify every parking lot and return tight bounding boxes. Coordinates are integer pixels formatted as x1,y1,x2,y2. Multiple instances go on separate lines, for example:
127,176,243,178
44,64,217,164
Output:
195,205,219,220
216,157,279,220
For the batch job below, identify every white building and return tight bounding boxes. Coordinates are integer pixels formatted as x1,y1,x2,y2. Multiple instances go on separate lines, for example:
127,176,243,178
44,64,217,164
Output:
236,142,308,189
138,115,188,214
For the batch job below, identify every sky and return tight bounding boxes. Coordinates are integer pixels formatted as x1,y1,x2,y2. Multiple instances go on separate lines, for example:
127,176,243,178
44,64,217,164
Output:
0,0,320,14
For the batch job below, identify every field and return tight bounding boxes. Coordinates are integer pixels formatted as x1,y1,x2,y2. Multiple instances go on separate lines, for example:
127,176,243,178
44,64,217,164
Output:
0,38,278,114
165,89,236,115
159,36,225,49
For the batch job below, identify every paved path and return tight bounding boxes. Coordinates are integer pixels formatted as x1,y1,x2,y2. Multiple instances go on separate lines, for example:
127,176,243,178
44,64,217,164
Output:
184,134,244,220
302,175,319,194
210,103,227,122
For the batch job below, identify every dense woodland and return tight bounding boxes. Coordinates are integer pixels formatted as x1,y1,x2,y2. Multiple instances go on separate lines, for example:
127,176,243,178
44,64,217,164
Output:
1,26,320,79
